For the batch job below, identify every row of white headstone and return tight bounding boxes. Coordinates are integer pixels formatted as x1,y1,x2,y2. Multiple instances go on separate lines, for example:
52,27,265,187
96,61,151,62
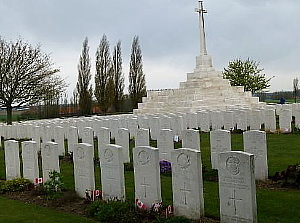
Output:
4,138,257,222
0,103,299,145
3,121,268,182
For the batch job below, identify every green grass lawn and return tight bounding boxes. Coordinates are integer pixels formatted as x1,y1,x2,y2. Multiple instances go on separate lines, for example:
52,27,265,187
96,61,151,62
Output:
0,132,300,222
0,196,95,223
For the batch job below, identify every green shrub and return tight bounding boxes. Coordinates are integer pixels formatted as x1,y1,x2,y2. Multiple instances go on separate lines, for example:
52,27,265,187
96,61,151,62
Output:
86,200,142,223
86,200,193,223
44,171,64,199
154,216,192,223
0,178,31,193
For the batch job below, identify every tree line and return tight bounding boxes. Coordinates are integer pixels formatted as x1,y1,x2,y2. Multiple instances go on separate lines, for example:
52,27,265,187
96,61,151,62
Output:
76,35,146,116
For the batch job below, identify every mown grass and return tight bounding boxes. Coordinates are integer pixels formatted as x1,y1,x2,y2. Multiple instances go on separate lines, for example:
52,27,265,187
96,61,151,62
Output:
0,132,300,222
0,196,96,223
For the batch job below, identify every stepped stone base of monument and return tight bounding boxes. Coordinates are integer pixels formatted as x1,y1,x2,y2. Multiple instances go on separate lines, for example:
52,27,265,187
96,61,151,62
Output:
134,55,264,115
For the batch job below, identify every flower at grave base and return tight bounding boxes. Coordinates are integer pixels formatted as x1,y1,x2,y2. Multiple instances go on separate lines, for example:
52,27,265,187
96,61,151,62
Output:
159,160,172,174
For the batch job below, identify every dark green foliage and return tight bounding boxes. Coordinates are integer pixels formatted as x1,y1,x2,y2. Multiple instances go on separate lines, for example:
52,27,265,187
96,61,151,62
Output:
43,171,64,199
269,164,300,188
77,37,93,115
293,77,299,103
95,34,114,114
86,200,192,223
202,168,218,182
0,178,32,193
154,216,192,223
86,200,141,223
223,58,271,93
112,40,125,112
124,162,134,172
129,35,146,109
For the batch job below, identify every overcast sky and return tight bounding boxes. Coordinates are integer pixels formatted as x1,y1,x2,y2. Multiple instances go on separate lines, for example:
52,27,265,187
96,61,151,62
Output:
1,0,300,97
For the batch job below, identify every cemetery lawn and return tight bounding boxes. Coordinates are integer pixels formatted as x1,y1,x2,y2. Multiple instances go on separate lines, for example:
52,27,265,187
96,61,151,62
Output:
0,132,300,222
0,196,95,223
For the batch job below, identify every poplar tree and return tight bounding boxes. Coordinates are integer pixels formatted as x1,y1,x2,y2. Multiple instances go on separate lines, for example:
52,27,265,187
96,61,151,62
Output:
76,37,93,115
95,34,113,113
129,35,146,109
112,40,124,112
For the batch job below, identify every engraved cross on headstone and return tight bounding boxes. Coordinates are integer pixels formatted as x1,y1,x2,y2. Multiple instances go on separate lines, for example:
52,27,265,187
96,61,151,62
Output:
228,189,243,216
180,182,191,205
106,169,115,193
141,177,150,198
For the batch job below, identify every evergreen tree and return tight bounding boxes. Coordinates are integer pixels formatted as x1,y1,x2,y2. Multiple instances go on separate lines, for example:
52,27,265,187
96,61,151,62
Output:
95,34,114,114
293,77,299,103
112,40,124,112
129,35,146,109
77,37,93,115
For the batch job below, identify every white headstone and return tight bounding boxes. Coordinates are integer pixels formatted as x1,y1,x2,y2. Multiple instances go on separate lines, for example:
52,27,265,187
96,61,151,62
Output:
249,110,261,130
135,128,150,147
149,116,160,140
22,141,39,182
41,142,60,181
186,113,198,129
157,129,173,161
115,128,130,163
243,130,268,180
218,151,257,223
197,111,210,132
82,127,94,157
235,109,247,131
128,117,138,138
210,110,224,130
139,116,149,129
264,109,276,133
171,115,183,136
181,129,200,151
53,126,65,155
67,126,78,152
224,111,234,131
96,127,110,159
159,115,171,130
210,130,231,169
279,109,292,133
110,119,119,139
73,143,95,198
292,103,300,129
99,144,125,201
171,148,204,220
4,140,20,180
133,146,161,209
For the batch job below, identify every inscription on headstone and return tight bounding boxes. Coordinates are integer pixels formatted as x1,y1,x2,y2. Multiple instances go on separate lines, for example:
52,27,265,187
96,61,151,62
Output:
218,151,257,223
171,148,204,220
133,146,161,209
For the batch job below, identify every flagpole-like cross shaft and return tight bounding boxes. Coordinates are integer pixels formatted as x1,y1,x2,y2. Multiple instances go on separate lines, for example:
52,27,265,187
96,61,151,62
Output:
195,1,208,55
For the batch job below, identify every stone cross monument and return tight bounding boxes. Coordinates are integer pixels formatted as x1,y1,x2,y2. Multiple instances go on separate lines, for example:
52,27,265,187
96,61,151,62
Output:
195,1,207,56
133,1,263,115
194,1,213,75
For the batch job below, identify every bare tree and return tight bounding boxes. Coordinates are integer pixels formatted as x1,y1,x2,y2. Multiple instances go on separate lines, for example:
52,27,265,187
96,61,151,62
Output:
94,34,114,114
0,37,66,124
293,77,299,103
112,40,124,112
128,35,146,109
77,37,93,115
